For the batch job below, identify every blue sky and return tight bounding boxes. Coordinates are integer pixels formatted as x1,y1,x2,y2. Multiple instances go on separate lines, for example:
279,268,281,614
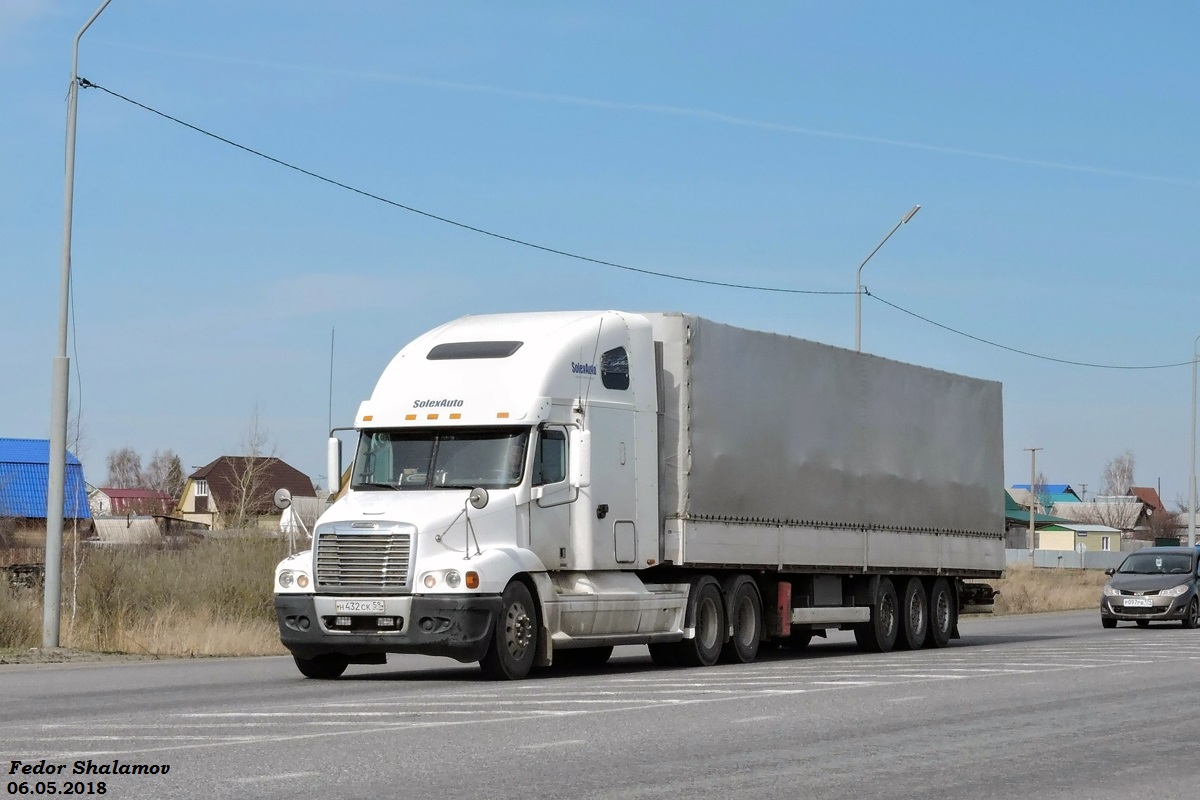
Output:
3,2,1198,506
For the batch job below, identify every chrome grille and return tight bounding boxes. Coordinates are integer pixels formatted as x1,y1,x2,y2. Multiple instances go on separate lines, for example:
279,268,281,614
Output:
315,530,413,591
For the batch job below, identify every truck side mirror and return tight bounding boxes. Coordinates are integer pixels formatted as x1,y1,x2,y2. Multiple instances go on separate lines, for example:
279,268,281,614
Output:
569,429,591,488
327,437,342,495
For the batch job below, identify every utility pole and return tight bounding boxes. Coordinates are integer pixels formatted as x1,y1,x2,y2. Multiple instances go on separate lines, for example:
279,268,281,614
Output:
855,205,920,352
1025,447,1042,566
45,0,113,649
1079,483,1087,503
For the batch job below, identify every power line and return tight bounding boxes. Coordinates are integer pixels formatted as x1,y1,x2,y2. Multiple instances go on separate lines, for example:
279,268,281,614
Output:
868,291,1191,370
80,79,851,298
80,79,1192,372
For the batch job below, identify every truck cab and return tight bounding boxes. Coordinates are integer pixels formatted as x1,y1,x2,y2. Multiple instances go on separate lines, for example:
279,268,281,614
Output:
274,310,684,679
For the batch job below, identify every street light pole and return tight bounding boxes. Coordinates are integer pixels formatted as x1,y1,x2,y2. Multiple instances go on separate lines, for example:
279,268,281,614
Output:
855,204,921,352
1025,447,1042,565
1190,334,1199,548
44,0,114,649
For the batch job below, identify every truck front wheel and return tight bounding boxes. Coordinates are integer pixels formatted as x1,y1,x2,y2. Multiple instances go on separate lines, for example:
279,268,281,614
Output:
480,581,538,680
293,653,348,679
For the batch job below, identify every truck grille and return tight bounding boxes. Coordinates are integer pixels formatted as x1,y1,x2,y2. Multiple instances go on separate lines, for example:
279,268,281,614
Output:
315,530,413,591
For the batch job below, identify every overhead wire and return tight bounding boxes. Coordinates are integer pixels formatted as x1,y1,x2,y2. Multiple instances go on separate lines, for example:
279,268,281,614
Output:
79,78,1192,372
81,79,850,297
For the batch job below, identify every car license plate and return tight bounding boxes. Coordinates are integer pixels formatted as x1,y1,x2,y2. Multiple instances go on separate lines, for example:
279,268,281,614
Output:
334,599,386,614
1122,597,1153,608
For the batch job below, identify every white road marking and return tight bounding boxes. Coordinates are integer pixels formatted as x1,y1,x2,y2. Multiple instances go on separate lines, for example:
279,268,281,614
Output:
520,739,585,750
230,772,320,784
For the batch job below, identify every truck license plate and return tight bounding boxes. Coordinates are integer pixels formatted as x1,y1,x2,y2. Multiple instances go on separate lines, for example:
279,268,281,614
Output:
1123,597,1152,608
334,599,386,614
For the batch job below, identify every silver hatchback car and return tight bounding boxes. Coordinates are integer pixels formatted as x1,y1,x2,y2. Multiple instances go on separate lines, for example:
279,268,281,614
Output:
1101,547,1200,629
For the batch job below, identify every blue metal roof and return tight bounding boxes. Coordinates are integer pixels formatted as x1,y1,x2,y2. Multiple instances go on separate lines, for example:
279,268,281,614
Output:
0,438,90,519
1012,484,1075,495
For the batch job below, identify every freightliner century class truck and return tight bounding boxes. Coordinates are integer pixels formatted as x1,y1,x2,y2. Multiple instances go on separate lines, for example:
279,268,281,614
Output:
274,311,1004,680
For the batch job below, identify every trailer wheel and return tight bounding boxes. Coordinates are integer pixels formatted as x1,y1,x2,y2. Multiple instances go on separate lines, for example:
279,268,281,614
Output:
480,581,538,680
292,653,348,680
676,577,726,667
720,577,762,664
924,578,955,649
853,576,898,653
896,577,928,650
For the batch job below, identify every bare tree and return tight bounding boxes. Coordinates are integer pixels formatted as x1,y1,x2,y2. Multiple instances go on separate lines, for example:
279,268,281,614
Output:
225,408,277,532
143,450,185,499
1031,471,1050,514
105,447,143,488
1100,450,1136,497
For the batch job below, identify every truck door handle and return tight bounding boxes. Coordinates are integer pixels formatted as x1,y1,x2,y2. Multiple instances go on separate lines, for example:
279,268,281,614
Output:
596,504,609,519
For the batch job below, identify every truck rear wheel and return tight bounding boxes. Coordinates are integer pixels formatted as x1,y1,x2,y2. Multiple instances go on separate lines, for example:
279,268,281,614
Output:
293,653,348,679
924,578,955,648
853,576,898,653
480,581,538,680
663,577,725,667
719,577,762,664
896,577,928,650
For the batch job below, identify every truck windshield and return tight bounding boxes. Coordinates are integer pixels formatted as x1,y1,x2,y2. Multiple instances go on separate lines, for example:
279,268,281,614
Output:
350,428,529,491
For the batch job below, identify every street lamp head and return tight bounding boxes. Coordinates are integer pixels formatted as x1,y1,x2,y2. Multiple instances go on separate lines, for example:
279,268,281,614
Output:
902,205,921,224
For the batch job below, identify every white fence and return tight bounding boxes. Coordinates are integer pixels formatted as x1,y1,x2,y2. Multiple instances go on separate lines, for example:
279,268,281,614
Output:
1005,548,1126,571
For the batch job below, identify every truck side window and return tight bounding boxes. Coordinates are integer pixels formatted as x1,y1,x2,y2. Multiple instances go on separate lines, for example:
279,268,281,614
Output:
533,429,567,486
601,346,629,390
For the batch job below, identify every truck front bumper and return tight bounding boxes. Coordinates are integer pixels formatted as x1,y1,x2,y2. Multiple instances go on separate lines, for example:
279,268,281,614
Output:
275,593,503,663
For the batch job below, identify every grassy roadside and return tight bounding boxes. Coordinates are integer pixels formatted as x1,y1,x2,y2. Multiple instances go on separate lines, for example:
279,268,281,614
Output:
1,547,1107,662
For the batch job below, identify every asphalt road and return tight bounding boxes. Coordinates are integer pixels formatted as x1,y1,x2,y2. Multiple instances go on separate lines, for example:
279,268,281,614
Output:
2,610,1198,800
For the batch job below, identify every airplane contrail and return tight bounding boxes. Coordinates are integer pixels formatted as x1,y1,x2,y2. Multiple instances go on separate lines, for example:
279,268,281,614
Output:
94,40,1198,188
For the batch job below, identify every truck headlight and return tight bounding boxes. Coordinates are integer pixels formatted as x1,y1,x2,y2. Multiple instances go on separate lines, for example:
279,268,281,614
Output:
445,571,462,589
278,570,310,590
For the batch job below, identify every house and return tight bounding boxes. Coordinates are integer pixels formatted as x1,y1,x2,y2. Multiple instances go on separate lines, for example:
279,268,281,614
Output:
1037,523,1124,553
1052,496,1144,534
0,437,91,525
1003,490,1071,549
177,455,316,530
1010,483,1082,512
88,486,175,517
90,516,163,547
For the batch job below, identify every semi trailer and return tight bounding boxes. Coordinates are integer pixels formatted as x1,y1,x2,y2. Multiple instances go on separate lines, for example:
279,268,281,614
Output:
274,310,1004,680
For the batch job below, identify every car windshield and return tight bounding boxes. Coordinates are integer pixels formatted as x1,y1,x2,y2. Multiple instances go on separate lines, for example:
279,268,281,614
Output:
1117,552,1195,575
350,427,529,490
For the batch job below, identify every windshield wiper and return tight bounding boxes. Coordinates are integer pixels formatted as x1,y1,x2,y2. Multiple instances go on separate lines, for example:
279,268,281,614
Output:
352,482,401,491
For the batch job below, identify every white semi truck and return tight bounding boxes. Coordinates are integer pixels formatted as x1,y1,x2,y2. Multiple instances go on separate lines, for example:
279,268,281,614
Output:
274,311,1004,680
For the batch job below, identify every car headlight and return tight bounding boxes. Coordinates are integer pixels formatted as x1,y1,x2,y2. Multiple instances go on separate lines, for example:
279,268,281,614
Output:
1159,584,1189,598
1102,584,1121,597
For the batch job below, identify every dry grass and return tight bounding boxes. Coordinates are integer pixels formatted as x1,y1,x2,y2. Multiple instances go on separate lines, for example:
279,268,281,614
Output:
1,539,1108,657
991,564,1107,615
0,536,290,656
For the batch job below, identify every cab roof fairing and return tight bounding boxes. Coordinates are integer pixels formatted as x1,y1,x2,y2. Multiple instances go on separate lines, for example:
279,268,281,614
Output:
354,311,647,428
